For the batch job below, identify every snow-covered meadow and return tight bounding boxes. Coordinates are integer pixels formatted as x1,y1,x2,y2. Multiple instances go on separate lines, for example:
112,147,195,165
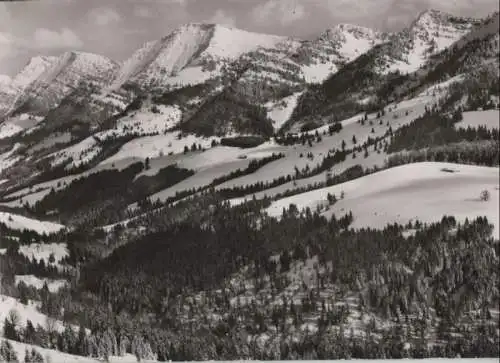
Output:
0,243,68,266
266,162,500,238
455,110,499,131
0,212,65,234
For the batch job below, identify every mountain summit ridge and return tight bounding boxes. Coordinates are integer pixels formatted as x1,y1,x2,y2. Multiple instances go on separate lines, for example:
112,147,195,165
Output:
0,9,493,122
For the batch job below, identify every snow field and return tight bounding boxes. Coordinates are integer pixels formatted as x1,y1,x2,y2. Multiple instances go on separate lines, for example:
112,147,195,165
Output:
3,339,158,363
266,162,500,239
115,104,182,135
99,132,219,166
0,243,69,266
0,212,65,234
266,92,304,131
0,295,66,333
218,95,431,192
455,110,499,131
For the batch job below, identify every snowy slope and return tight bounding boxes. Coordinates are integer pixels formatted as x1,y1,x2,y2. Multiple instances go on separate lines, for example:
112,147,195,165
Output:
318,23,389,63
115,104,182,134
0,212,65,234
14,51,119,114
0,56,57,116
99,132,218,165
266,92,304,131
109,23,291,91
267,162,500,238
0,243,68,269
3,338,159,363
11,56,59,90
0,295,67,333
455,110,499,131
0,143,22,174
297,24,389,83
383,10,480,74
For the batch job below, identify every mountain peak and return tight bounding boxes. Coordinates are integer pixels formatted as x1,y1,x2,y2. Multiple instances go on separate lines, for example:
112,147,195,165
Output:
411,8,479,30
12,55,57,88
319,23,386,43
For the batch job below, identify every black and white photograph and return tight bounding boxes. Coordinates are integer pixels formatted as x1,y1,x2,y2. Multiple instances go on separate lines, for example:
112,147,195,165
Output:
0,0,499,362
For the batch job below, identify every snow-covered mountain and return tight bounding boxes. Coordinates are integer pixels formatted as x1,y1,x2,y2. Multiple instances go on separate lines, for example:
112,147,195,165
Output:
0,9,492,137
108,23,294,92
379,9,481,74
0,56,57,117
11,51,119,116
296,24,390,83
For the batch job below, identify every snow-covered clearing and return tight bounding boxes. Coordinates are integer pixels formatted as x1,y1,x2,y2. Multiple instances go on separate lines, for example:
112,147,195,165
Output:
115,104,182,135
15,275,67,293
266,92,304,131
0,114,44,140
145,158,250,204
301,62,338,84
0,243,68,266
0,212,65,234
0,295,66,333
267,162,500,239
99,132,218,166
3,339,158,363
455,110,499,131
418,74,465,97
0,122,23,139
1,188,55,208
164,66,217,87
0,143,22,174
47,135,102,168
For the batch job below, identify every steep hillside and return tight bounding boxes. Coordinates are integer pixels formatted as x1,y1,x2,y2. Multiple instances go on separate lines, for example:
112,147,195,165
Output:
0,56,57,118
296,24,390,83
108,23,293,92
11,51,119,116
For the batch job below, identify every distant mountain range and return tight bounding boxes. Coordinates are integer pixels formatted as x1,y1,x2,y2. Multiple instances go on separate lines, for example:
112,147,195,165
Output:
0,10,486,125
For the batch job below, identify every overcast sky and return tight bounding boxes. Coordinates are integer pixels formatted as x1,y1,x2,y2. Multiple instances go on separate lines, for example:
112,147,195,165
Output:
0,0,498,76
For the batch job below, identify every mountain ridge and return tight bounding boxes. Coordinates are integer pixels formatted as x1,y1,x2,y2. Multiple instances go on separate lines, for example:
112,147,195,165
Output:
0,9,495,136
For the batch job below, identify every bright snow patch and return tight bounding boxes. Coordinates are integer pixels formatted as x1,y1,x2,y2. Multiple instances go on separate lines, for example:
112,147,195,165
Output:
0,122,23,139
0,212,65,234
47,135,101,168
266,92,303,131
0,143,22,174
20,243,68,264
115,105,182,135
15,275,67,293
99,132,218,165
267,162,500,238
301,62,337,84
0,295,66,333
3,339,158,363
455,110,499,131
